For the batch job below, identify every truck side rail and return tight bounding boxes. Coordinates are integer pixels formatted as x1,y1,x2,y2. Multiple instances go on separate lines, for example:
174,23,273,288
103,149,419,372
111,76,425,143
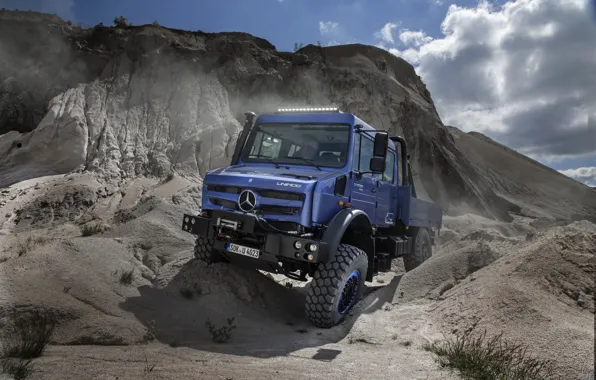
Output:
397,185,443,229
409,197,443,228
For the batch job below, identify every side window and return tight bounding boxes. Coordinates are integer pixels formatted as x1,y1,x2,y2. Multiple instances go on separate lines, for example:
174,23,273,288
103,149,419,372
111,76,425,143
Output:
382,151,395,183
359,137,374,172
249,131,264,156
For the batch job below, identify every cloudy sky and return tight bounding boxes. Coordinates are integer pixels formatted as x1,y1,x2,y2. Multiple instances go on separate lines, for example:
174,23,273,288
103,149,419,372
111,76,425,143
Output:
1,0,595,186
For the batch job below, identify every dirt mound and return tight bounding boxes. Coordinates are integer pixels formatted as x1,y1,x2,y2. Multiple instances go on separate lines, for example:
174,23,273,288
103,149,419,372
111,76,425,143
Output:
118,257,311,348
154,257,299,306
442,213,536,238
14,182,99,228
395,241,502,302
0,195,307,349
0,236,150,345
426,220,596,379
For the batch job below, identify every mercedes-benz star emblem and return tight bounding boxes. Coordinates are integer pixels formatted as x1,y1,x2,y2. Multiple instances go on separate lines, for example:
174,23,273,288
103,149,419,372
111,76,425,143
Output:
238,190,257,212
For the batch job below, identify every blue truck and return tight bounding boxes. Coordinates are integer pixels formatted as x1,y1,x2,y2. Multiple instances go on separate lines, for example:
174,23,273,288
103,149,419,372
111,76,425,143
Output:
182,107,443,328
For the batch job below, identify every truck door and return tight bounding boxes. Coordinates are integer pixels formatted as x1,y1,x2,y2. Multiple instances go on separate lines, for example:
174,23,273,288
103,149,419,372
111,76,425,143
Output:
375,149,397,226
349,134,377,223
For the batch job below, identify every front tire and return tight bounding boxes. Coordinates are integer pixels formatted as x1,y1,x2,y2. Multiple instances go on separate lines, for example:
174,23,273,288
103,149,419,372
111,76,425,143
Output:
305,244,368,328
194,236,227,264
403,228,432,272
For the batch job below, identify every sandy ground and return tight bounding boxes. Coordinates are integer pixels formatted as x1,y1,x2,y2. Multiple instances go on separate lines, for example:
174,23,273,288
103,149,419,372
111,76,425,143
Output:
0,174,594,380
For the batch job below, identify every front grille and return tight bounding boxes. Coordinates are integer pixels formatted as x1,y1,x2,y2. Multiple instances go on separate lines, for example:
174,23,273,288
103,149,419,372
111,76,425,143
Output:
207,185,305,201
208,185,242,194
260,205,300,215
210,198,300,216
210,198,236,209
258,190,305,201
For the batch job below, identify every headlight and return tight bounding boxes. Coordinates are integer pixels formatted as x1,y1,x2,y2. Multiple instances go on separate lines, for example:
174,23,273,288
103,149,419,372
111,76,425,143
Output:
294,241,302,249
306,243,318,252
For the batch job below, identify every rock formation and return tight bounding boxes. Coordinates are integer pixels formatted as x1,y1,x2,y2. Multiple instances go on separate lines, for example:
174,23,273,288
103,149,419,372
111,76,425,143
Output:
1,9,593,223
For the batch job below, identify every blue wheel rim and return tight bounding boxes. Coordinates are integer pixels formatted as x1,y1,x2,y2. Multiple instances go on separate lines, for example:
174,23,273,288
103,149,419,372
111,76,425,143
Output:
338,270,361,315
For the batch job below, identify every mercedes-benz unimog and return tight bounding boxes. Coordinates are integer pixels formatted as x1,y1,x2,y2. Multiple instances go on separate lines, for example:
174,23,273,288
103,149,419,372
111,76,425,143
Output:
182,107,443,328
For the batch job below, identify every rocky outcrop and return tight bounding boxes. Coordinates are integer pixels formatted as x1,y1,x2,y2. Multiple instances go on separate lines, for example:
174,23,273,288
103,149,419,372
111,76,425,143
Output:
0,10,524,221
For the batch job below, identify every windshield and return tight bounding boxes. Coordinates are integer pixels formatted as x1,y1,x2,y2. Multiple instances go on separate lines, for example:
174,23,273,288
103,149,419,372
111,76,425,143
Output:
241,123,351,168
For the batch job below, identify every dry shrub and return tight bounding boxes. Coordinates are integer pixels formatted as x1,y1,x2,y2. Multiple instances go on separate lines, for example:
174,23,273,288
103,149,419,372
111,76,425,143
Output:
16,235,52,257
424,329,560,380
205,317,236,343
80,222,108,237
0,309,56,379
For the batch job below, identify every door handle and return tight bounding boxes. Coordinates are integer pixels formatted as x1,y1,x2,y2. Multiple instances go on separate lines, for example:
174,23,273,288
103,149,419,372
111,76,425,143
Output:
371,188,377,193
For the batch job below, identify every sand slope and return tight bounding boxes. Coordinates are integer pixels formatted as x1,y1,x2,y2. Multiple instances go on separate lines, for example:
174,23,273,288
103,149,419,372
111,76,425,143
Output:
1,174,594,379
448,126,596,221
0,176,458,379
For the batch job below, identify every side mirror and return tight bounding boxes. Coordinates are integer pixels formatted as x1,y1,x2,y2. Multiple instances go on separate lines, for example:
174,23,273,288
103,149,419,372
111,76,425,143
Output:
373,132,389,158
370,156,385,174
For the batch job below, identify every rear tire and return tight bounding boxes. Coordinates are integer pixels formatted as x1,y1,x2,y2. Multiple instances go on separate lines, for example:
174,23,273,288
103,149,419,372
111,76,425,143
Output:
305,244,368,328
403,228,432,272
194,236,227,264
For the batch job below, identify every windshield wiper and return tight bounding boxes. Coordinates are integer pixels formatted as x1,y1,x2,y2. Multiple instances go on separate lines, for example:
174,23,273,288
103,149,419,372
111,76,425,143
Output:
283,156,322,171
280,173,314,180
252,154,282,168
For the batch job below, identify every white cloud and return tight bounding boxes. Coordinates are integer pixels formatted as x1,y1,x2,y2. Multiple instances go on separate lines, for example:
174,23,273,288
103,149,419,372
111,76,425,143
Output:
399,30,433,47
376,44,422,64
374,22,400,44
319,21,339,37
559,167,596,186
375,0,596,163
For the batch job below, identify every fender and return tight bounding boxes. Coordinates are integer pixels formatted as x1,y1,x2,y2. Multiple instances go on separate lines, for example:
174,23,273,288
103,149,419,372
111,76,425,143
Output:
321,208,375,268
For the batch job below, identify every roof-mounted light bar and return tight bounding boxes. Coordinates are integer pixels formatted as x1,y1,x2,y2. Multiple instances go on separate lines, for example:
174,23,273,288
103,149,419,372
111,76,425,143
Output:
275,107,342,114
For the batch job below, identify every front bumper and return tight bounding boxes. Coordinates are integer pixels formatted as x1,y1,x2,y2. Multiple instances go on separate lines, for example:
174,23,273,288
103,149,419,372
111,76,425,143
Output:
182,210,329,264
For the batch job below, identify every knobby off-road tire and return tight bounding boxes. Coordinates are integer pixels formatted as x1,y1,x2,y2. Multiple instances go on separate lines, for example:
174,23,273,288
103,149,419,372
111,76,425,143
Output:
403,228,432,272
305,244,368,328
194,236,227,264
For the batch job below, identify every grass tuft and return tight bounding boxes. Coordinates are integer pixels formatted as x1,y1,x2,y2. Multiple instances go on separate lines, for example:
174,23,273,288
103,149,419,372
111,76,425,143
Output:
80,222,107,237
0,309,56,379
1,358,35,380
1,310,56,359
424,329,559,380
16,235,52,257
205,317,236,343
119,269,135,286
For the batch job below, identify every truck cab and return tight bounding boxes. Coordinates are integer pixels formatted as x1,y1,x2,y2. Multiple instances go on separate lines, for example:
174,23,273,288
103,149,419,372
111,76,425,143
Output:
182,107,443,328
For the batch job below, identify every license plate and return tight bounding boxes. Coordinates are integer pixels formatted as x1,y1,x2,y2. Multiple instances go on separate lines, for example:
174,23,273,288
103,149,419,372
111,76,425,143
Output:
226,243,260,259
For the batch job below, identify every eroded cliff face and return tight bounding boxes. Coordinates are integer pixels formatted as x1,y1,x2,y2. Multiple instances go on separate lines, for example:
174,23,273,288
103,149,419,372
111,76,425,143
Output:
0,10,519,221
